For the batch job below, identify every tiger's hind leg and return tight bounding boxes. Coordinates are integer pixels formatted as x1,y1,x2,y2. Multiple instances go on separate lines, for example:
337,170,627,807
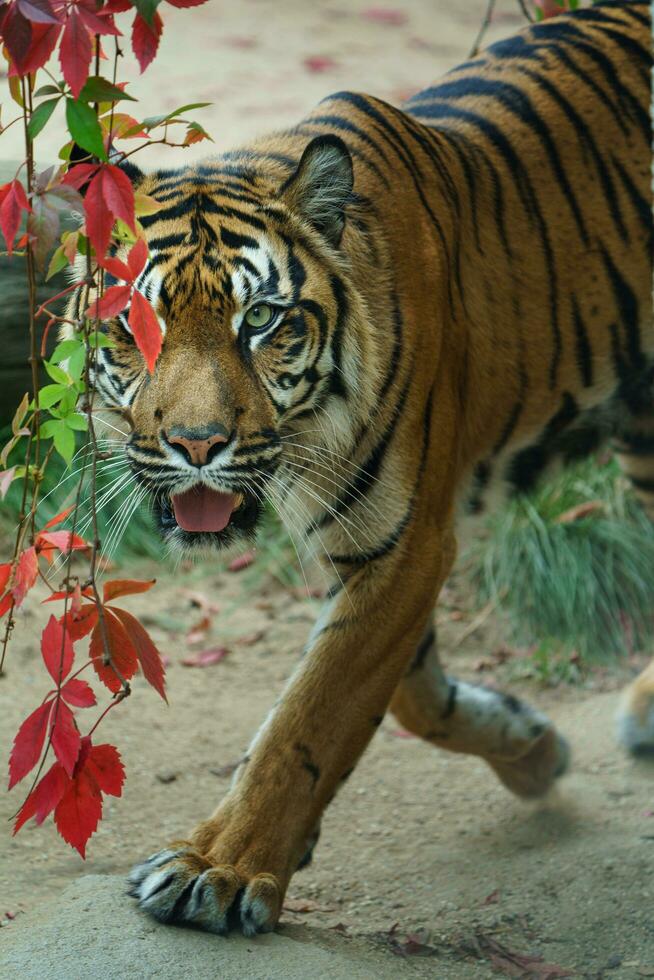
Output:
390,623,570,798
616,659,654,757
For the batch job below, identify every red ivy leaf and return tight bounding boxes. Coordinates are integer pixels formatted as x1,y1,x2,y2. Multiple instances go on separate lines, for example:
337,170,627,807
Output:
2,4,33,66
102,0,132,12
0,180,31,256
36,529,88,561
85,742,125,797
16,0,60,25
84,168,113,258
0,563,11,594
59,7,92,99
127,236,148,279
13,760,69,834
9,21,61,75
101,164,136,233
12,546,39,606
62,163,99,191
41,614,74,684
54,766,102,857
128,289,162,373
60,602,99,641
99,254,132,282
111,607,167,701
8,699,53,789
41,504,75,530
61,677,96,708
86,283,132,320
77,0,121,35
166,0,208,6
50,700,81,777
90,609,139,692
103,578,156,602
131,10,162,73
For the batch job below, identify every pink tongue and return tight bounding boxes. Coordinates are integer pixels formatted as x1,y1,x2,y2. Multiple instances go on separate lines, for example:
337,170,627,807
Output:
172,486,237,533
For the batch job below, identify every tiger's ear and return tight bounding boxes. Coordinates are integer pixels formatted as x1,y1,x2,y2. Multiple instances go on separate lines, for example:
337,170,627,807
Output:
280,135,353,247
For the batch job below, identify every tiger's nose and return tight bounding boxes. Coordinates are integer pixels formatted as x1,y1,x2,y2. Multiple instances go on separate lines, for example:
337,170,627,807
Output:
164,425,231,466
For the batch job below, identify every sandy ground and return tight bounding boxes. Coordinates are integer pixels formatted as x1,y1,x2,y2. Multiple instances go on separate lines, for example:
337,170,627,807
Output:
2,1,654,978
1,556,653,979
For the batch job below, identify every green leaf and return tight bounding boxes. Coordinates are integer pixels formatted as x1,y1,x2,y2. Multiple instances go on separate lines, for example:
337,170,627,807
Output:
57,386,78,416
34,84,62,97
53,424,75,464
65,413,88,431
46,244,69,280
39,418,63,439
44,360,70,384
132,0,162,25
142,102,212,129
65,99,108,162
27,97,60,139
88,331,116,349
35,384,67,409
66,346,86,382
50,339,83,363
78,76,137,104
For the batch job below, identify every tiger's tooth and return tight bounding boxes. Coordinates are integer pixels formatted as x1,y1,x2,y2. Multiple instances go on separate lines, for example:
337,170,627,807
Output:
233,494,244,510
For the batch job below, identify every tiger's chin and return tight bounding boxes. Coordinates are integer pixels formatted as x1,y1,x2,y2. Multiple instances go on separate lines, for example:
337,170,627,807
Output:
153,491,262,555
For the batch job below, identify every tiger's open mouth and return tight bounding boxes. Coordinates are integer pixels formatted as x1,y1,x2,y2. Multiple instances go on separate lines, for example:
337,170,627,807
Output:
156,484,260,546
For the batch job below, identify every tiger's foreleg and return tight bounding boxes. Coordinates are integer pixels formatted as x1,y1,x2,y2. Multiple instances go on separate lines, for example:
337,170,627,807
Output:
390,623,570,798
128,523,455,936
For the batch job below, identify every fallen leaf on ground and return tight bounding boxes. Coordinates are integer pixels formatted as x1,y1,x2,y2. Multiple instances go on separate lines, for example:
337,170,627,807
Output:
235,630,265,646
362,7,408,26
181,647,229,668
303,55,338,73
209,759,243,778
391,729,415,739
473,931,572,979
555,500,604,524
483,889,500,906
181,590,220,614
186,615,212,645
283,898,336,913
228,550,256,572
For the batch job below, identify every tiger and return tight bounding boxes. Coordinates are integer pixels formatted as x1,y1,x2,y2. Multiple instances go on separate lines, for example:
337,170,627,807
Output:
65,0,652,937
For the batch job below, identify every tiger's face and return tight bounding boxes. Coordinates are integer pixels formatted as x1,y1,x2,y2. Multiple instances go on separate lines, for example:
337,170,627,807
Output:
89,136,365,553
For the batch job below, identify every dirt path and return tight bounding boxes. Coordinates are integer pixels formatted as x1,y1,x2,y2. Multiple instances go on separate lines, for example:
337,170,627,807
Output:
1,557,653,978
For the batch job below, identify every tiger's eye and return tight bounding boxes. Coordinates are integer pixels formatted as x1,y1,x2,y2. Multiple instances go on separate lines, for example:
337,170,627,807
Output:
245,303,275,329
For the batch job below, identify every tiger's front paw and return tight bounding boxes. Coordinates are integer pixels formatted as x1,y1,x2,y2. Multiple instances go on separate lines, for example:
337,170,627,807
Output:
128,845,283,936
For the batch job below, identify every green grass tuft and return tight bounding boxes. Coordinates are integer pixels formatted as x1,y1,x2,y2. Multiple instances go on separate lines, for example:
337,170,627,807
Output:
471,456,654,663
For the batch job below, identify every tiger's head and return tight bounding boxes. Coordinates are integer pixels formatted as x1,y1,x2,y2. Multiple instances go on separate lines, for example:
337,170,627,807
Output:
78,135,381,553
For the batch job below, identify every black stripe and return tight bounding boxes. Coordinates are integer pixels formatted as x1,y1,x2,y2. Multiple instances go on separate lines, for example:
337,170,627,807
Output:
220,227,260,250
570,293,594,388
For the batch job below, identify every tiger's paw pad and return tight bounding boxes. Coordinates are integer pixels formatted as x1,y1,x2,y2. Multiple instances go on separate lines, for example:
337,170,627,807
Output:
128,847,282,936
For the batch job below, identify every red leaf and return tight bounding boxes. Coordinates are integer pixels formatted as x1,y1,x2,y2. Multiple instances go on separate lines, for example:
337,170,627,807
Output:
89,610,139,692
50,700,81,777
36,529,88,558
303,55,337,74
77,0,121,35
85,742,125,797
41,504,75,530
0,563,11,594
60,603,98,641
2,4,33,66
54,766,102,857
62,163,99,190
59,7,92,99
111,608,167,701
0,180,31,256
41,614,74,684
128,289,162,373
61,678,96,708
103,578,156,602
8,699,53,789
181,647,229,668
98,254,132,282
361,7,408,26
0,592,14,618
13,761,69,834
127,237,148,279
12,546,38,607
86,283,132,319
9,21,61,75
101,164,135,233
101,0,132,12
166,0,208,6
44,586,94,603
16,0,60,25
131,11,162,73
84,169,113,259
